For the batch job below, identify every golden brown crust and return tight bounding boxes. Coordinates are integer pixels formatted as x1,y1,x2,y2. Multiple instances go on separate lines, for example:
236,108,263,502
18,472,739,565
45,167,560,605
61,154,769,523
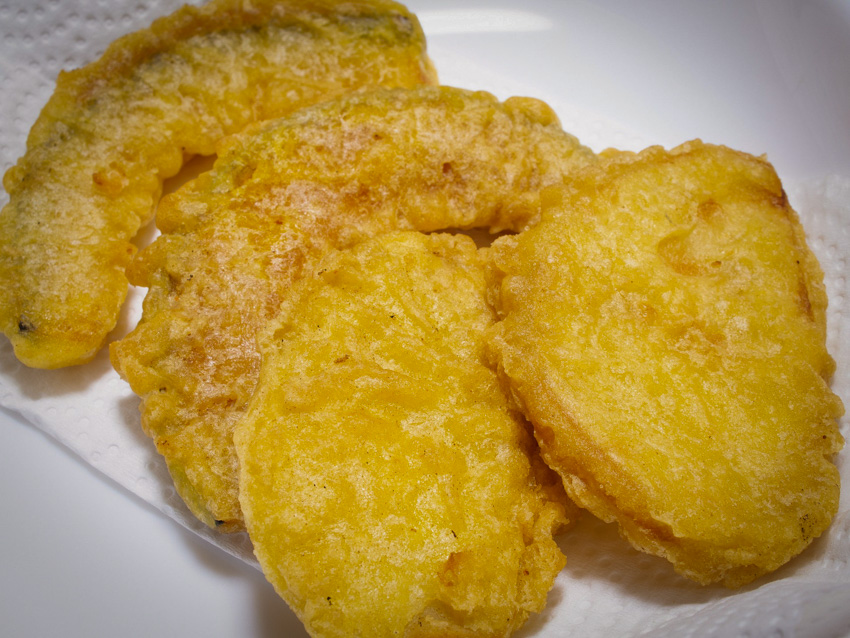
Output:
486,140,844,587
0,0,436,368
235,231,571,637
110,85,595,531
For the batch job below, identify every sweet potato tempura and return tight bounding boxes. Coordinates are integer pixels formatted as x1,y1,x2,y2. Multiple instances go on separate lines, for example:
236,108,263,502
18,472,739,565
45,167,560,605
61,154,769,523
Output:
0,0,436,368
235,231,571,637
486,141,844,587
110,86,595,531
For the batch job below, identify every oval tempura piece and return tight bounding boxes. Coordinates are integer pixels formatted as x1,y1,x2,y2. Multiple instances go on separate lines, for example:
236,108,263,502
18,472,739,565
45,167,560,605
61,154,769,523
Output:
486,140,844,587
110,85,595,531
0,0,436,368
235,231,571,637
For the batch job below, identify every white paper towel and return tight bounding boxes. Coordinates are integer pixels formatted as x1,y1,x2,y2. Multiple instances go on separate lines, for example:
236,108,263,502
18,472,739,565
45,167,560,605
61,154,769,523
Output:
1,1,848,636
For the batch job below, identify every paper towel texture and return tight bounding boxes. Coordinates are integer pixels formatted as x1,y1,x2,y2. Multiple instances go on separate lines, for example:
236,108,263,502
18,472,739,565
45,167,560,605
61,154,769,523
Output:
0,1,848,636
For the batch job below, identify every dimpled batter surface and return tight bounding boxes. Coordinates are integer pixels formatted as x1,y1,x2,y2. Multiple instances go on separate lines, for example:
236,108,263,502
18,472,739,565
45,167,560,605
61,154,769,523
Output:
486,141,844,587
0,0,436,368
110,85,595,530
235,231,570,637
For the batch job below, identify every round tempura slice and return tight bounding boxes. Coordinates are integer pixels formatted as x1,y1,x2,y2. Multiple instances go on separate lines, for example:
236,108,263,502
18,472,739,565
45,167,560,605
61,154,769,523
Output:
110,85,595,531
235,231,572,637
0,0,436,368
486,140,844,587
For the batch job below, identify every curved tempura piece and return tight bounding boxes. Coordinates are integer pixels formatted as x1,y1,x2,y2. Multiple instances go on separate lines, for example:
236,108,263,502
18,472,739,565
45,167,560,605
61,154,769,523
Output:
486,140,844,587
110,85,595,531
0,0,436,368
235,231,572,637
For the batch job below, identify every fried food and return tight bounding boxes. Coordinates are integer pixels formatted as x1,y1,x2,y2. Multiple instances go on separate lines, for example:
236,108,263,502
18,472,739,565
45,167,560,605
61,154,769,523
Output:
110,85,595,531
235,231,571,637
0,0,436,369
485,140,845,587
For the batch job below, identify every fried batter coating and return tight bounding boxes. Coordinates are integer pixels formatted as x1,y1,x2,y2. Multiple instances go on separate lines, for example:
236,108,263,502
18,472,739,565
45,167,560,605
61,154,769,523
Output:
0,0,436,369
235,231,571,637
110,85,595,531
486,140,844,587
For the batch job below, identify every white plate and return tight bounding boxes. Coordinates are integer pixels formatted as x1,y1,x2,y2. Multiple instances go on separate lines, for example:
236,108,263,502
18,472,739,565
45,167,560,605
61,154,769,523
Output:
1,1,849,636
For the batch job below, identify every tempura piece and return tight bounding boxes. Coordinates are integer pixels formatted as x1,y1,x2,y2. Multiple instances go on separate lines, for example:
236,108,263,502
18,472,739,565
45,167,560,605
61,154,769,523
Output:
110,85,595,531
235,231,571,637
0,0,436,369
486,140,844,587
